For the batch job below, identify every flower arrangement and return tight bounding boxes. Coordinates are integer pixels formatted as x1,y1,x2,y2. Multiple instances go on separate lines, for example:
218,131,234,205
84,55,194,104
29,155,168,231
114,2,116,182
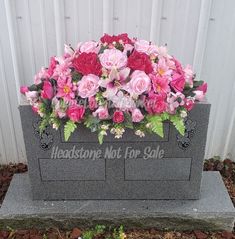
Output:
20,33,207,143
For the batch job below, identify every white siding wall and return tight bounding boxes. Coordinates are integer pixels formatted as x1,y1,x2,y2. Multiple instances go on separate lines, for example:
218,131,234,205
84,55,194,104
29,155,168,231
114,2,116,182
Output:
0,0,234,163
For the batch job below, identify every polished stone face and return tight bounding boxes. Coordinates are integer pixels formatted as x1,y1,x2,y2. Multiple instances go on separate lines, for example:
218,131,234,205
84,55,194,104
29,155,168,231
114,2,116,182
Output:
19,101,210,200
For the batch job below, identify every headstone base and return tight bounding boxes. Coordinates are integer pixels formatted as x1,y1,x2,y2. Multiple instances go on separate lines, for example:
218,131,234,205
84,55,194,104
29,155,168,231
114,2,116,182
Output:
0,172,234,231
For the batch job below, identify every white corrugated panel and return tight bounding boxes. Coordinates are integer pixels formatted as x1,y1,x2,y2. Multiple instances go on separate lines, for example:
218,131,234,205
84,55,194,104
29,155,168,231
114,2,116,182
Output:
0,0,234,164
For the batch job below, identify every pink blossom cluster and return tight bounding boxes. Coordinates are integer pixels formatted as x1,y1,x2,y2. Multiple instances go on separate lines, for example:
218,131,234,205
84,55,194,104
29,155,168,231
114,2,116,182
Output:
20,33,207,137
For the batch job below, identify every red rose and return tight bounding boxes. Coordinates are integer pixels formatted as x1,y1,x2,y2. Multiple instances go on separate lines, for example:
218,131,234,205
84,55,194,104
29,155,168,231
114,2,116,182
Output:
100,34,115,44
113,111,124,123
100,33,132,44
127,51,153,74
72,52,102,76
47,57,57,77
67,105,85,122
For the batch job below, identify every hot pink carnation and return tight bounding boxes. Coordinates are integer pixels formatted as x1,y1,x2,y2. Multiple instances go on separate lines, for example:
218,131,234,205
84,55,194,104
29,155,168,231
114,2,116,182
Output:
41,81,54,99
145,92,167,114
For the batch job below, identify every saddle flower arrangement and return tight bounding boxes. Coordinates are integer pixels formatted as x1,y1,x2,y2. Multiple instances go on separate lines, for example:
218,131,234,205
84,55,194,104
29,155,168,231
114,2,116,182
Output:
20,33,207,144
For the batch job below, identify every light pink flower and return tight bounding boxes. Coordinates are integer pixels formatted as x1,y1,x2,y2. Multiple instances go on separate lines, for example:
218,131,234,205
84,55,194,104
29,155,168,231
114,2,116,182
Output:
53,60,72,79
56,77,75,102
167,92,185,114
184,65,194,88
123,44,134,54
77,74,100,98
132,108,144,122
99,49,127,70
193,90,205,101
79,41,100,54
134,40,150,54
150,74,170,94
25,91,38,105
124,70,151,96
156,58,172,77
34,68,49,85
64,44,74,57
52,97,67,118
93,106,109,119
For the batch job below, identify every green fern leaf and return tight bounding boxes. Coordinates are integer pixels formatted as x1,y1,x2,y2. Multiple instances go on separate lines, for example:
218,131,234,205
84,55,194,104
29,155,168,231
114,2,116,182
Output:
64,120,77,141
170,115,185,135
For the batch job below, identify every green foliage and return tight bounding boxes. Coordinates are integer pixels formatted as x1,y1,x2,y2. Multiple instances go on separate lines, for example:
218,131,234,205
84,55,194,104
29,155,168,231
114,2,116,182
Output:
94,224,106,235
71,71,83,82
113,225,125,239
146,115,164,138
84,115,100,132
82,230,93,239
64,120,77,141
169,114,185,135
39,117,49,134
123,112,133,129
98,130,105,144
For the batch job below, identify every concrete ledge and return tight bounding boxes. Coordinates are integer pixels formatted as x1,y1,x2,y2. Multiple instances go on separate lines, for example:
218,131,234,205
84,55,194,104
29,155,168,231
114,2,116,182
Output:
0,172,234,231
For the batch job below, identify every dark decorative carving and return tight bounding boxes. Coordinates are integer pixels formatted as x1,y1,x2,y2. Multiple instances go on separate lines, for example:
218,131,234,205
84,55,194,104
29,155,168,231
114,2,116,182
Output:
32,120,53,150
176,117,196,150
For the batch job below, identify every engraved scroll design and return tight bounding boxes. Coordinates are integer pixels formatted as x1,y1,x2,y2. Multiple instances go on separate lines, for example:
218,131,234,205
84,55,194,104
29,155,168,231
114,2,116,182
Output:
32,120,53,150
176,117,196,150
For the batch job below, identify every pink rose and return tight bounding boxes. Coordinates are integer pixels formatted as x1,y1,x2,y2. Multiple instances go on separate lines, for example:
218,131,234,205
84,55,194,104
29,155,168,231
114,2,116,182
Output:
99,49,127,70
170,73,185,92
67,105,85,122
132,108,144,122
125,70,151,96
88,96,98,111
145,92,166,114
93,106,109,120
134,40,150,54
197,82,207,94
184,98,195,111
80,41,100,54
78,74,100,98
41,81,54,99
20,86,28,94
113,111,124,123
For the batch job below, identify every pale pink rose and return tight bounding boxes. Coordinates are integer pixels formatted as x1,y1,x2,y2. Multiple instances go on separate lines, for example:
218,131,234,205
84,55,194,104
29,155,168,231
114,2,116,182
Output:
78,74,100,98
184,65,194,88
52,97,67,118
124,70,151,96
93,106,109,119
193,90,205,101
25,91,38,105
132,108,144,122
99,49,127,70
80,41,100,54
88,96,98,111
134,40,150,54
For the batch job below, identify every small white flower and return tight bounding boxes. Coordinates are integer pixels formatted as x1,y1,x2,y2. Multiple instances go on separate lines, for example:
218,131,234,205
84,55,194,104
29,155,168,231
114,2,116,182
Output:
110,128,116,134
115,134,122,139
52,123,59,130
146,123,152,128
180,110,187,118
135,130,145,137
101,124,109,130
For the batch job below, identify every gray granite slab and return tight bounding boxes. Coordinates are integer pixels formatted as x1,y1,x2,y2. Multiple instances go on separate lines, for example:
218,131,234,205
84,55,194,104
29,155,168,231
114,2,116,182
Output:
0,171,234,231
19,101,211,200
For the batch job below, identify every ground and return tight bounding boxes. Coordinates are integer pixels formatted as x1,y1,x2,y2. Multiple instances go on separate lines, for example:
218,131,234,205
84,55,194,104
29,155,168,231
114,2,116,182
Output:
0,158,235,239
